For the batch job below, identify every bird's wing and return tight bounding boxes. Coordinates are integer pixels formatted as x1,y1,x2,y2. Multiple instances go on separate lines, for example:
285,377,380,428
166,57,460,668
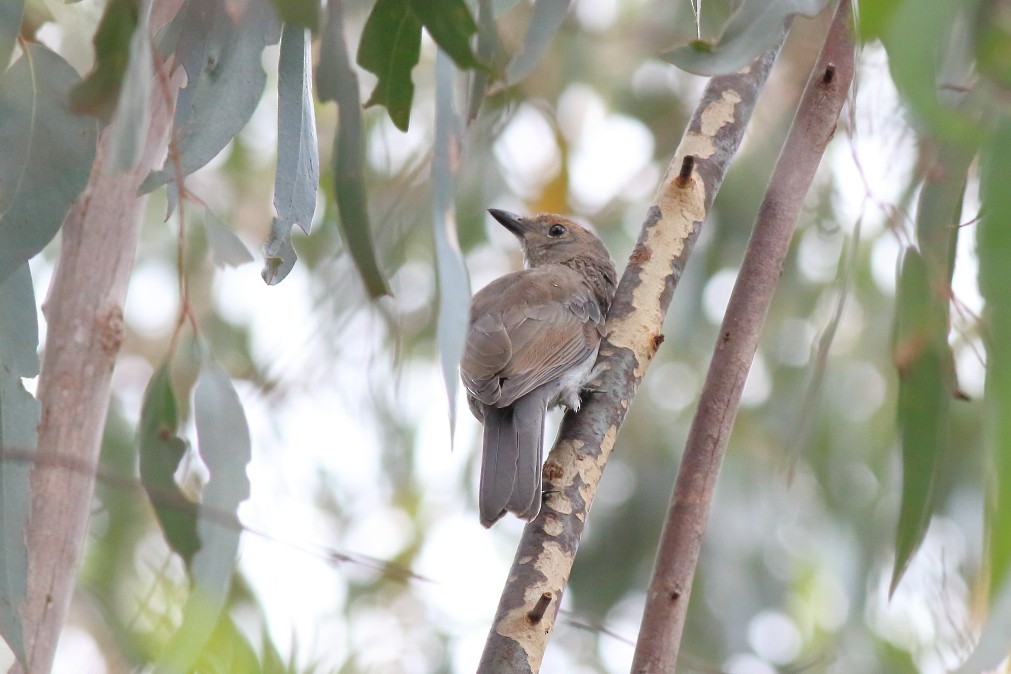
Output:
462,266,602,408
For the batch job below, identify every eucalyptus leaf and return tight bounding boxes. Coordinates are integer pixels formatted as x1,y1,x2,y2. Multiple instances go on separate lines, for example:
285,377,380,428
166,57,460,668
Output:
467,0,504,121
142,0,282,196
274,23,318,237
0,44,98,286
261,217,298,285
408,0,482,70
104,0,153,173
0,264,38,669
505,0,571,85
662,0,831,76
0,0,24,73
889,247,949,595
979,118,1011,595
320,0,391,297
138,364,199,567
205,210,253,268
157,363,251,674
356,0,422,131
432,52,470,441
70,0,139,122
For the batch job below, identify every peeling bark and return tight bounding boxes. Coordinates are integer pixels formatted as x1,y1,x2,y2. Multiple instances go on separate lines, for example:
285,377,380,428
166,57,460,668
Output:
477,43,784,673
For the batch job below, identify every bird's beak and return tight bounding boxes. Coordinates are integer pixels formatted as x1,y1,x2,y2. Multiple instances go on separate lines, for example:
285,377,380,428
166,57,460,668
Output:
488,209,528,237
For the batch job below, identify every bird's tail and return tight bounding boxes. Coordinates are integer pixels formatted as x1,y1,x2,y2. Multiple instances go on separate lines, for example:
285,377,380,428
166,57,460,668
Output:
479,394,545,527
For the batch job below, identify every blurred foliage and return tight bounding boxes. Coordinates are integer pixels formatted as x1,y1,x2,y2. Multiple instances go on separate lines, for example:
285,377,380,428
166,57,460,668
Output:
4,0,1011,672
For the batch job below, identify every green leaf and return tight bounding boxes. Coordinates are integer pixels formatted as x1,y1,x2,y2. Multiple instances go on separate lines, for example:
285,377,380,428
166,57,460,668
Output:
157,362,251,674
889,247,950,595
875,0,976,143
356,0,422,131
192,612,261,674
274,23,319,236
69,0,139,122
138,363,199,567
980,117,1011,596
104,0,153,173
432,52,471,442
320,0,391,297
662,0,831,76
0,264,38,668
0,44,98,286
270,0,318,31
505,0,571,85
408,0,482,70
141,0,282,196
0,0,24,74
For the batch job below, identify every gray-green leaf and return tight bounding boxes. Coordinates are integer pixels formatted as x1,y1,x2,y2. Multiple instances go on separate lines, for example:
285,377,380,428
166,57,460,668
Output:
0,264,38,668
663,0,831,76
157,362,251,674
274,22,319,237
505,0,571,85
0,44,98,286
141,0,282,196
433,52,470,441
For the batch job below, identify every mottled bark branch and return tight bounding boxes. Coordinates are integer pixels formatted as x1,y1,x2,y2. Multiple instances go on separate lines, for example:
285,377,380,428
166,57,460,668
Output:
11,5,183,672
477,42,785,673
630,2,855,671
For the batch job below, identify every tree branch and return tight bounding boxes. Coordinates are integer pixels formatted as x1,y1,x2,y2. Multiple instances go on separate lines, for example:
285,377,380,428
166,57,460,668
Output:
630,2,855,671
12,4,183,671
477,39,785,674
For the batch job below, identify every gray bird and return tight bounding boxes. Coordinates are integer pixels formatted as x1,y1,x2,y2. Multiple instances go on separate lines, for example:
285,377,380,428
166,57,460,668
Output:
462,209,617,527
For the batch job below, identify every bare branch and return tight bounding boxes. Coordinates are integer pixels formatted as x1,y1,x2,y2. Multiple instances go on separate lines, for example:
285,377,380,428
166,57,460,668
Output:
630,2,855,670
477,37,786,674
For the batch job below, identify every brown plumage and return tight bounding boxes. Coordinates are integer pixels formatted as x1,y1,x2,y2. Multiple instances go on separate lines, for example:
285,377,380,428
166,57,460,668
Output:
462,209,616,527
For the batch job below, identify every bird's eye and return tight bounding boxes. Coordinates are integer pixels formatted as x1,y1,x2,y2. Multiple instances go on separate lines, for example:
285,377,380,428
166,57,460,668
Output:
548,224,566,237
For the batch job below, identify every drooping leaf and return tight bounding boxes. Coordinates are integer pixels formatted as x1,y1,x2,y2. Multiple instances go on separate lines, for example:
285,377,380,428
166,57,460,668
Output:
0,44,98,286
274,22,318,237
204,210,253,268
873,0,976,142
0,0,24,74
158,362,251,674
504,0,571,85
138,363,199,567
260,218,298,285
270,0,318,31
70,0,139,122
889,247,950,595
319,0,391,297
0,264,38,668
467,0,504,121
356,0,422,131
104,0,153,173
408,0,483,70
662,0,831,76
141,0,282,197
980,117,1011,596
432,51,471,442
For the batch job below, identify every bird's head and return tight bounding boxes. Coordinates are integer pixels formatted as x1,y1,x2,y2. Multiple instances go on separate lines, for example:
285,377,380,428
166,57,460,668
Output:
488,209,611,268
